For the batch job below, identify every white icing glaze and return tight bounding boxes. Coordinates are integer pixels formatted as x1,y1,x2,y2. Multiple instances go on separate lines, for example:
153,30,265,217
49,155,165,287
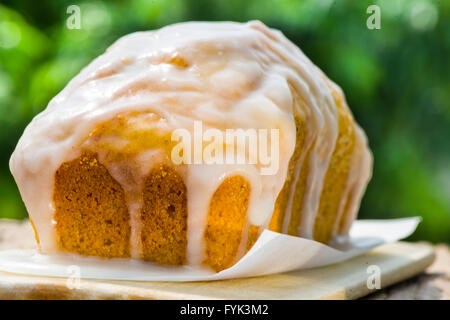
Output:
9,21,372,266
97,149,168,259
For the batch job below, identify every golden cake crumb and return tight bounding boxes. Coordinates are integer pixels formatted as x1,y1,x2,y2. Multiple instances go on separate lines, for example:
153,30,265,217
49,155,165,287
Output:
53,152,131,258
203,176,250,272
141,164,188,265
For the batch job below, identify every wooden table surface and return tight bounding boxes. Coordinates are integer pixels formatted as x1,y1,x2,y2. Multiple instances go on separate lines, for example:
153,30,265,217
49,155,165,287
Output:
0,219,448,300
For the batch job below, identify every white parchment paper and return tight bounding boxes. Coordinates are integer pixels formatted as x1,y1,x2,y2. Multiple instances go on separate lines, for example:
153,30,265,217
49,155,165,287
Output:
0,217,420,281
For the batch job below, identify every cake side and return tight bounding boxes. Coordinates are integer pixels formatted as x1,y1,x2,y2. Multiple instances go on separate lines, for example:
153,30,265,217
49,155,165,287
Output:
141,164,188,265
54,152,131,258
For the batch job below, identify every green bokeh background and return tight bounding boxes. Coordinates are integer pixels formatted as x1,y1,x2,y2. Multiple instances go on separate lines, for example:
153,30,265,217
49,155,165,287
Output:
0,0,448,243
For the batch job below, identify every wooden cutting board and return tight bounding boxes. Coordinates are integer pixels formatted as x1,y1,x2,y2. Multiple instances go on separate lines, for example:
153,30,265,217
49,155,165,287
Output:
0,241,434,300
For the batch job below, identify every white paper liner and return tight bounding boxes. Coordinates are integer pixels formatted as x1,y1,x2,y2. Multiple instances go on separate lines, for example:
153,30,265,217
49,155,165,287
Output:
0,218,420,282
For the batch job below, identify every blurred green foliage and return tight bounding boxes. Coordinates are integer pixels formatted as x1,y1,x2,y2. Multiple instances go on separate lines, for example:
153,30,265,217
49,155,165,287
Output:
0,0,448,243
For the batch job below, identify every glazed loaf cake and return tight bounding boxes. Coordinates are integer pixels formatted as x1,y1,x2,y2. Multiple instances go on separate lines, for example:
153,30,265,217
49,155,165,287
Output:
10,21,372,272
